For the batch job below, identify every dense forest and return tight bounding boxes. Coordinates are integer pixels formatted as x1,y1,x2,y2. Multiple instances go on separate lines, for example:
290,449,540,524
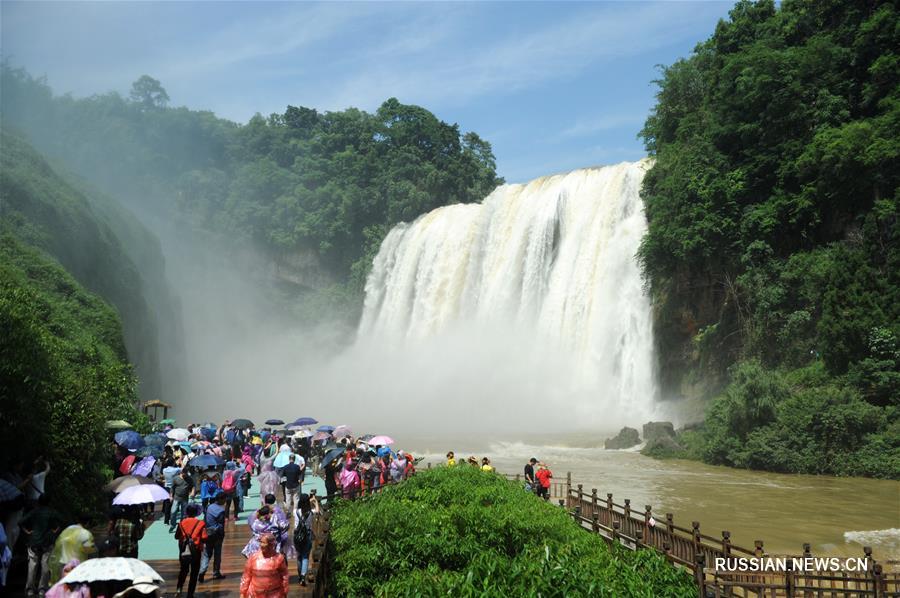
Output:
0,67,502,299
0,132,155,515
640,0,899,476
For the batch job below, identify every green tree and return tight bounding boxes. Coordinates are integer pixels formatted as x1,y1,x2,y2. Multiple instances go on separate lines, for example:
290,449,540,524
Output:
129,74,170,109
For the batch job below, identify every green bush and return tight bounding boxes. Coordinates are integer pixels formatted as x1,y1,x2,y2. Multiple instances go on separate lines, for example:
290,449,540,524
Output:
329,467,695,597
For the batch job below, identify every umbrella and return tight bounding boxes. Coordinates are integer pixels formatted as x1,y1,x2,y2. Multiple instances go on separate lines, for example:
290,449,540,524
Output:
273,445,293,468
292,430,313,439
0,479,23,503
104,476,157,494
159,418,176,425
316,425,335,433
377,446,393,458
106,420,132,430
189,454,223,468
333,425,352,438
265,419,284,426
143,433,167,447
368,435,395,446
199,427,217,440
136,446,163,459
312,431,331,442
61,557,163,584
114,430,144,451
359,434,375,442
292,417,318,426
231,419,253,430
132,456,156,478
113,483,169,505
166,428,189,441
322,447,346,468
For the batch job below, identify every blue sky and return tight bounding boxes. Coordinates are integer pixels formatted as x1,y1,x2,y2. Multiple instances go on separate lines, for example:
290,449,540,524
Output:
2,1,733,183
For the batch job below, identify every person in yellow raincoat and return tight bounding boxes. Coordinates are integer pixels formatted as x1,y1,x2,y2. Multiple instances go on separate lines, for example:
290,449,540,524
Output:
49,516,95,582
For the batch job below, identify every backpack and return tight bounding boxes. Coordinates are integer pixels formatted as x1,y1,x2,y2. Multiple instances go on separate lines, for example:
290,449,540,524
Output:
222,470,238,493
240,471,252,490
293,512,311,550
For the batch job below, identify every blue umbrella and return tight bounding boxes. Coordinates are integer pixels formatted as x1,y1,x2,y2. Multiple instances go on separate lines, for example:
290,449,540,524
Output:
292,417,318,427
114,430,144,451
136,446,163,458
316,425,335,433
189,454,223,468
200,427,217,440
143,433,167,447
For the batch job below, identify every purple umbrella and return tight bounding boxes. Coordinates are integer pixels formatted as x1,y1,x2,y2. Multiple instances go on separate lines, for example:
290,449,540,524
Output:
131,456,155,478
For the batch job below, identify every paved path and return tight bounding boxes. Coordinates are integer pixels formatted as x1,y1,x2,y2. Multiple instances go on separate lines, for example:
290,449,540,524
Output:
143,475,325,597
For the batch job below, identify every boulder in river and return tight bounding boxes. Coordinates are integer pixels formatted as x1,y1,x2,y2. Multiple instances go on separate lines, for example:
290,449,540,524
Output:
642,421,676,443
604,427,641,450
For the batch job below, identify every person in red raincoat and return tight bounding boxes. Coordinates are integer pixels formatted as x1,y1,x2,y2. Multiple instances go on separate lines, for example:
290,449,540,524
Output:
239,533,289,598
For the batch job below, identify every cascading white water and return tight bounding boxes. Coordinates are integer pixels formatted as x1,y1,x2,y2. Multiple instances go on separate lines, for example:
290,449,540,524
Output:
359,160,657,425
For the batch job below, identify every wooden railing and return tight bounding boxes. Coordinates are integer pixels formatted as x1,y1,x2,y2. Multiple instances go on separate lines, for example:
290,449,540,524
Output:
504,472,900,597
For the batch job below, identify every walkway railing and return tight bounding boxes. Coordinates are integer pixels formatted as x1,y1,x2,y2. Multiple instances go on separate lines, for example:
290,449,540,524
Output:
502,472,900,597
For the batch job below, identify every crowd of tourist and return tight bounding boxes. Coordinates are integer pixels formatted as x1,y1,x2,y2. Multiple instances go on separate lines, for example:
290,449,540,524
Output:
0,419,551,597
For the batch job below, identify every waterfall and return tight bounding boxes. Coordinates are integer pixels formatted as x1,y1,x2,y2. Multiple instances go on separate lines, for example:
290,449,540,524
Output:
359,160,657,425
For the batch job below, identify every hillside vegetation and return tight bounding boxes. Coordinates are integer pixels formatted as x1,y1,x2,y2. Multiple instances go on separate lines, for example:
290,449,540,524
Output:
329,467,695,597
640,0,899,477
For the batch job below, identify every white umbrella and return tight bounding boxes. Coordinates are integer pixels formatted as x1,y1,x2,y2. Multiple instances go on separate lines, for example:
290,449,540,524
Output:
60,557,163,584
166,428,189,441
333,425,352,438
113,483,170,505
292,430,312,439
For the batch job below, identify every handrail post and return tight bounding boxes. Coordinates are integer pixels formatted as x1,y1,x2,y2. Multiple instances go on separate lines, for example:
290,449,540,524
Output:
666,513,675,558
754,540,764,557
873,563,883,598
591,488,598,521
643,505,652,547
785,556,794,598
692,522,701,561
803,543,811,558
606,493,613,529
694,553,706,598
558,499,564,508
623,499,631,537
592,512,599,534
722,530,731,556
566,472,572,506
612,520,620,544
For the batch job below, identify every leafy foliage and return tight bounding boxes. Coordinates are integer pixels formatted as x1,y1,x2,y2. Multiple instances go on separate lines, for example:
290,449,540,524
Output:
640,0,899,477
0,66,503,291
329,467,695,597
0,235,142,517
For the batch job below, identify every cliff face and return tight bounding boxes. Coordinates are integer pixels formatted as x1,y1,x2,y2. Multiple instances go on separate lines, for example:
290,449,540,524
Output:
0,130,185,403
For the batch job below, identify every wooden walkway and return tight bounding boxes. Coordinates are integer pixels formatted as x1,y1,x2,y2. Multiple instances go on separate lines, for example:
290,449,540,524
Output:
142,475,327,597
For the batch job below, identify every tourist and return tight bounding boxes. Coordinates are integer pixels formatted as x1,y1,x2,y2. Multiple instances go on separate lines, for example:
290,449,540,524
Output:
174,504,207,598
239,533,289,598
168,468,193,534
446,451,455,466
49,515,95,582
161,458,181,527
535,463,553,500
222,460,241,521
257,453,279,500
481,457,494,472
20,494,62,596
0,522,11,590
323,461,338,499
199,472,220,514
339,462,360,500
2,459,31,553
44,559,88,598
524,458,537,492
390,452,407,483
293,494,314,587
238,466,252,514
281,455,302,516
242,505,291,561
467,456,479,467
26,458,51,504
199,491,226,582
109,506,144,559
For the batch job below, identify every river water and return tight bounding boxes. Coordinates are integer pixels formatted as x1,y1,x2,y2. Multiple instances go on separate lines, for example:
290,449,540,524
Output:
398,434,900,561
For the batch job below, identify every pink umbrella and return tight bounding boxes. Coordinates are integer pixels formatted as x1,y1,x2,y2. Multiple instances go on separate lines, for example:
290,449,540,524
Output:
368,435,394,446
333,425,352,439
312,431,331,442
113,483,169,505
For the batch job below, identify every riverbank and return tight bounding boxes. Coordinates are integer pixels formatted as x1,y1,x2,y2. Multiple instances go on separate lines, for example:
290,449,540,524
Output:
398,434,900,560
